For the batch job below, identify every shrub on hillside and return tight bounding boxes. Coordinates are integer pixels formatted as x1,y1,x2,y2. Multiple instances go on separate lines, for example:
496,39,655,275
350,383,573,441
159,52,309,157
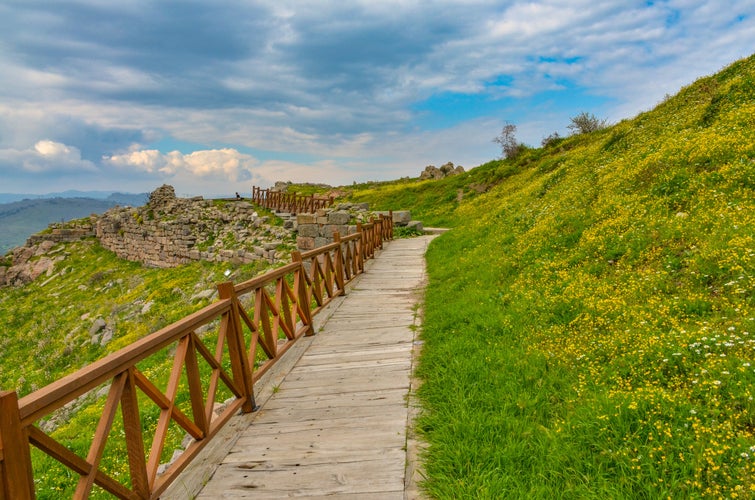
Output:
567,111,609,134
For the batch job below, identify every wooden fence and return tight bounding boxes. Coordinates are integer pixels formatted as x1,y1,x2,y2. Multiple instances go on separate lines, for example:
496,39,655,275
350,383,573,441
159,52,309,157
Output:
250,186,334,214
0,219,392,500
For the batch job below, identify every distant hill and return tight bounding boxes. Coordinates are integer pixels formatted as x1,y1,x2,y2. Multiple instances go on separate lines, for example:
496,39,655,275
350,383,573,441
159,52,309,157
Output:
0,193,147,254
104,192,149,206
0,191,148,205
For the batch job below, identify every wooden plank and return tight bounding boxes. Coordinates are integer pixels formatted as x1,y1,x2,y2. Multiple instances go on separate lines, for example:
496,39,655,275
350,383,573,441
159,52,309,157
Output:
221,446,405,467
269,373,409,396
171,236,436,499
197,458,405,498
249,404,407,427
279,368,410,389
230,424,405,455
261,387,409,411
295,348,413,366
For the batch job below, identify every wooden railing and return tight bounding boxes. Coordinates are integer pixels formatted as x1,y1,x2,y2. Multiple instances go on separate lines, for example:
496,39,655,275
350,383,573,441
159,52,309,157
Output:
0,220,392,499
251,186,334,214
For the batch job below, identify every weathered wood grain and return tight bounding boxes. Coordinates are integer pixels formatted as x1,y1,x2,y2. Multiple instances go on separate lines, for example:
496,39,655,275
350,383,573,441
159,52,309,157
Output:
188,236,435,499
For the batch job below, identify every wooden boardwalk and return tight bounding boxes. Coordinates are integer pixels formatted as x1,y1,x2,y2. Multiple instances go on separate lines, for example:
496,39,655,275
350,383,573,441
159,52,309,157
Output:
178,236,435,499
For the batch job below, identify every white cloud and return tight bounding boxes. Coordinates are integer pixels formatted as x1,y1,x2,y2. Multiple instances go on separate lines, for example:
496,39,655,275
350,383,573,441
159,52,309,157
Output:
105,148,258,182
0,140,98,174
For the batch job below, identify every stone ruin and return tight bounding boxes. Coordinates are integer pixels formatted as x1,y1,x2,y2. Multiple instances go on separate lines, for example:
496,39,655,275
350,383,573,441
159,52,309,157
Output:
0,184,422,287
293,203,417,252
96,185,292,268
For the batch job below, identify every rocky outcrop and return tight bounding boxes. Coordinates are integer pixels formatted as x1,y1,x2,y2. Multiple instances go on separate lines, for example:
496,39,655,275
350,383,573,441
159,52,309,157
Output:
0,241,66,287
419,162,465,180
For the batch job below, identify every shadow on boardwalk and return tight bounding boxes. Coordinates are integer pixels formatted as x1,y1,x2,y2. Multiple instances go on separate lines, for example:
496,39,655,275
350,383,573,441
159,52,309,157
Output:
164,235,436,499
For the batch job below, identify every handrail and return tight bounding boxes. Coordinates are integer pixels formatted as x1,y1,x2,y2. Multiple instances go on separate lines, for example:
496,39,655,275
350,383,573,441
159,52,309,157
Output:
250,186,334,214
0,221,393,499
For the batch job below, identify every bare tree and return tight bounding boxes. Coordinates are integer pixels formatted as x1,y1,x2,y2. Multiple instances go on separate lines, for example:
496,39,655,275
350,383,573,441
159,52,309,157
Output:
567,112,608,134
493,122,526,159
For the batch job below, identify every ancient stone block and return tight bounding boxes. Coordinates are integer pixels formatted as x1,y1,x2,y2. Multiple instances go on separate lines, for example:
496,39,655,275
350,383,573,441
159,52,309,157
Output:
314,237,329,248
390,210,412,225
297,224,319,238
296,236,315,250
296,213,314,224
327,210,350,225
408,220,424,231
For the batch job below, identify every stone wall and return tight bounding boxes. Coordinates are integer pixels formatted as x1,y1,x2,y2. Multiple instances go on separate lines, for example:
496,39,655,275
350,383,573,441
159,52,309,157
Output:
293,204,414,252
295,210,359,251
26,223,96,246
96,185,292,268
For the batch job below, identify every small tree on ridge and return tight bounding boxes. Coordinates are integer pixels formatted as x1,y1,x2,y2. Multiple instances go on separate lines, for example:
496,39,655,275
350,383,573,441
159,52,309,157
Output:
567,112,608,135
493,122,526,160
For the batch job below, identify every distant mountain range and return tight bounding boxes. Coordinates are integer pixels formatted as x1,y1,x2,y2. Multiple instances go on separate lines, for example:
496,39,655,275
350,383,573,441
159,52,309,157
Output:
0,192,148,254
0,191,148,204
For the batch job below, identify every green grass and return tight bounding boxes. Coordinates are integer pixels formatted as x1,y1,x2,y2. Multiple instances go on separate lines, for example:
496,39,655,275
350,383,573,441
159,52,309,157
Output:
357,54,755,498
343,159,522,228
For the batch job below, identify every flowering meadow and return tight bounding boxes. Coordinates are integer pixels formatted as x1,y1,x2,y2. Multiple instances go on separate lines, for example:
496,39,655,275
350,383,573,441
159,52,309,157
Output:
358,55,754,497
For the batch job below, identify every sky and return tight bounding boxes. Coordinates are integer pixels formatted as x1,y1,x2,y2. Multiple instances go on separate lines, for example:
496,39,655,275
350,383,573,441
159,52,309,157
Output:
0,1,753,197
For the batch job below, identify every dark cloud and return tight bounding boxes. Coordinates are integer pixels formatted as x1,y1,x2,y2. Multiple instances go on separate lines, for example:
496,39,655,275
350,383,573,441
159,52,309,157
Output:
1,1,273,105
5,1,269,69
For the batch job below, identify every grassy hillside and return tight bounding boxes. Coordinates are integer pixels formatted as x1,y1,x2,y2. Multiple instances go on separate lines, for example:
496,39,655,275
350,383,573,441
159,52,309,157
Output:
355,54,754,497
345,159,519,227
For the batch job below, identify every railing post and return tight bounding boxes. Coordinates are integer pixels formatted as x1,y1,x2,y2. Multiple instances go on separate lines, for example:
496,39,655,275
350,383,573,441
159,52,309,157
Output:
356,223,366,266
291,252,315,336
217,282,257,413
0,391,35,500
377,217,384,250
333,233,346,296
